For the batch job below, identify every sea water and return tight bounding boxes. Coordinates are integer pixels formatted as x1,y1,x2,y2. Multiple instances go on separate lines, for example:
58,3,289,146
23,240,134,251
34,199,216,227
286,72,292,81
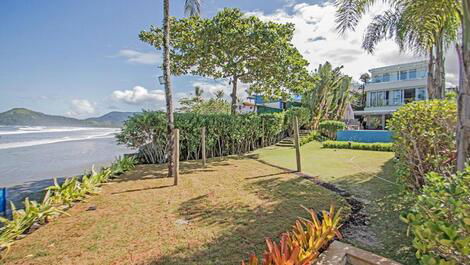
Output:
0,126,132,203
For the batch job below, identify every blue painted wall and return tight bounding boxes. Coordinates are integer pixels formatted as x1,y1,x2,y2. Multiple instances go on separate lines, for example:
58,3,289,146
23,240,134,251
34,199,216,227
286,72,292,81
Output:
336,130,393,143
0,188,6,213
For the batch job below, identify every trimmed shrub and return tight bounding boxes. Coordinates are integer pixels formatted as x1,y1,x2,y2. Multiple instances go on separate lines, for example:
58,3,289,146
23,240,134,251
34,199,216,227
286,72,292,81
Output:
402,166,470,265
318,120,346,139
117,111,291,164
388,100,457,190
322,140,393,152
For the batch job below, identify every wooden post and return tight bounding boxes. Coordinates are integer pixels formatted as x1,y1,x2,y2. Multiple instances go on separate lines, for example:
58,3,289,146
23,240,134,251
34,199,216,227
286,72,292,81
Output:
174,129,180,186
201,127,206,167
293,116,302,172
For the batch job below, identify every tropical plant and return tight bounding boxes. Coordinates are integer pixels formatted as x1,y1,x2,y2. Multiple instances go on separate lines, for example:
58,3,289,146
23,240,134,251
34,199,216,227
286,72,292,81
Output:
48,177,89,207
322,140,394,152
300,131,320,146
302,62,352,129
401,166,470,265
117,111,288,164
284,107,311,136
318,120,347,140
140,8,313,114
241,206,342,265
335,0,461,100
110,156,137,175
388,99,457,190
179,88,231,114
0,193,63,252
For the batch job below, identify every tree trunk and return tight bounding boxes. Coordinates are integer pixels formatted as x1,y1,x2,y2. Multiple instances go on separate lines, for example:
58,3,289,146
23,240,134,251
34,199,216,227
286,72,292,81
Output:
231,76,238,115
457,0,470,170
435,32,446,99
163,0,175,177
427,48,436,99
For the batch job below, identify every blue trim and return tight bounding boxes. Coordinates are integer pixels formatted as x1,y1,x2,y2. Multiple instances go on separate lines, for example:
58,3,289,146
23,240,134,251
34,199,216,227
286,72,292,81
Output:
337,130,393,143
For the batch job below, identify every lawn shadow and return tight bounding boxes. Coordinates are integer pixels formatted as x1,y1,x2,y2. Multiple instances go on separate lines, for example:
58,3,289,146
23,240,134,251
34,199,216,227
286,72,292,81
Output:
147,168,344,265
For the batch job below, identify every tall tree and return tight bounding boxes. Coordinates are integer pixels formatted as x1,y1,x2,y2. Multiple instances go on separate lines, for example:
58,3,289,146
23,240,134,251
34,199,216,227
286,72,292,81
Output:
458,0,470,170
162,0,175,178
302,62,352,129
140,8,312,115
161,0,202,180
359,72,370,107
185,0,201,17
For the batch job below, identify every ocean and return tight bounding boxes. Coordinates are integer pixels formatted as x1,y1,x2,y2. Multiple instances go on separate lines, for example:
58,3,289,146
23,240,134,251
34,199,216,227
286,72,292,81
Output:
0,126,132,204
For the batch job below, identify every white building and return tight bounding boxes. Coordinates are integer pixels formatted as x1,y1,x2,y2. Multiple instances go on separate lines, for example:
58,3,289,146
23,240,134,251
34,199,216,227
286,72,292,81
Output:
355,61,428,129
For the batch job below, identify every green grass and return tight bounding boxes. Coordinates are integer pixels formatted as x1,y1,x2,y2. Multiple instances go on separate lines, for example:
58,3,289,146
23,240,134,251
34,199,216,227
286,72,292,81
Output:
251,142,418,265
3,157,347,265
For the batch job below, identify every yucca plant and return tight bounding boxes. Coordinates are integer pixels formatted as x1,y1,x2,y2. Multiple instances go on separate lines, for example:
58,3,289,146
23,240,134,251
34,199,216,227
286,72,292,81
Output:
48,177,87,206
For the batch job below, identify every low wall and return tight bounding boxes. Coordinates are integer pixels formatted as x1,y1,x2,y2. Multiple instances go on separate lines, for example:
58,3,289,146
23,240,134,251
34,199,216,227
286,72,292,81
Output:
336,130,392,143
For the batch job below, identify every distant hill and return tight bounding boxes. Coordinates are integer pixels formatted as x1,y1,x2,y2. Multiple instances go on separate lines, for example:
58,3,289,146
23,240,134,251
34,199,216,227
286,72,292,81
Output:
0,108,135,127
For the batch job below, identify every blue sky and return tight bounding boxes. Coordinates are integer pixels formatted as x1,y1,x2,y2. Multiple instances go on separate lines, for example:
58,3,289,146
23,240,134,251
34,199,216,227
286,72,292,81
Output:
0,0,457,118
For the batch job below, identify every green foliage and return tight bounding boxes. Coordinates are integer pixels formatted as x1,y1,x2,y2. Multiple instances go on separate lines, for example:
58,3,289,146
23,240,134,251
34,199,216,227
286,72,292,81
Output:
284,107,311,136
300,131,320,146
302,62,352,129
117,111,291,164
0,193,63,252
0,156,136,253
402,166,470,265
322,140,393,152
318,120,346,140
388,100,457,190
140,8,313,109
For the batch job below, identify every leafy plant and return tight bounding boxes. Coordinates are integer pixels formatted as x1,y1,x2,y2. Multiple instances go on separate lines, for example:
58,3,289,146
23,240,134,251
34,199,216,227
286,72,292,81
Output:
388,99,457,190
300,131,320,146
402,166,470,265
0,193,63,252
241,206,342,265
48,177,89,207
117,111,289,164
110,156,137,175
318,120,346,140
322,140,393,152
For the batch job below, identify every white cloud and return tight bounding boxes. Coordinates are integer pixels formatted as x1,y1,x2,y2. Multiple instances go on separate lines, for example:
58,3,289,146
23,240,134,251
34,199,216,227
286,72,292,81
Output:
116,49,160,65
112,86,166,105
191,79,249,100
247,2,459,84
67,99,96,117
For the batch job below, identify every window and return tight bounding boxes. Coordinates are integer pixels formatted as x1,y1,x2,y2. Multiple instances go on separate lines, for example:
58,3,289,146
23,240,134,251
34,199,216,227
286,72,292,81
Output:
400,70,408,80
383,73,390,82
409,69,417,79
416,88,426,100
391,90,403,105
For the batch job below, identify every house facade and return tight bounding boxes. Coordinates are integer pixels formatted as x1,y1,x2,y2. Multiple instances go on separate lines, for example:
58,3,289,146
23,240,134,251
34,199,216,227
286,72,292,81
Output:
355,61,428,130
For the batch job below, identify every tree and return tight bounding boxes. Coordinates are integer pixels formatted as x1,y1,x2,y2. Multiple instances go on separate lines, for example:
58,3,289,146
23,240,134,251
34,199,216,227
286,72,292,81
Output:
458,0,470,170
336,0,469,170
359,72,370,107
185,0,201,17
302,62,352,129
336,0,460,99
160,0,202,180
140,8,312,115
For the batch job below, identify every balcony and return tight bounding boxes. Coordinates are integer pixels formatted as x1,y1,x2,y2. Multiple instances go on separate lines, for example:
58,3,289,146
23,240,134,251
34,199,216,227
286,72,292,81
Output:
365,78,427,92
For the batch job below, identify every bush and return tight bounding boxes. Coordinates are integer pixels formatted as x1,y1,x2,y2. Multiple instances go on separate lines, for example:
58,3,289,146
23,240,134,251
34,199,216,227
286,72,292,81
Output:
402,166,470,265
117,111,292,164
322,140,393,152
241,206,342,265
388,100,457,190
284,107,311,136
300,131,320,146
318,120,346,140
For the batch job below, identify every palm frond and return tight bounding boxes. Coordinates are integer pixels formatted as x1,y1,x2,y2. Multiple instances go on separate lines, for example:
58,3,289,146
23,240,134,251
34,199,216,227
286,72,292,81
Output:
362,9,401,53
335,0,377,34
185,0,201,17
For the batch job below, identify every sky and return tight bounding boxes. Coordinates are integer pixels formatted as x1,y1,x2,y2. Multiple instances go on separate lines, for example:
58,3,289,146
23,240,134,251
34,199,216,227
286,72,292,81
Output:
0,0,459,118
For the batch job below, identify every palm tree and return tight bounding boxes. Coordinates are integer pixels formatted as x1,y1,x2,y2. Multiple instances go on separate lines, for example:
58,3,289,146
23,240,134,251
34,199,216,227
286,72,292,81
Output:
337,0,460,99
214,90,225,100
162,0,202,181
359,73,370,107
336,0,469,170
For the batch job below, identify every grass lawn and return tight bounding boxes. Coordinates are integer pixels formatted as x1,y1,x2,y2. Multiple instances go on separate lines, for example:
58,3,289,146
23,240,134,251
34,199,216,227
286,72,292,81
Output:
252,142,418,265
3,157,348,265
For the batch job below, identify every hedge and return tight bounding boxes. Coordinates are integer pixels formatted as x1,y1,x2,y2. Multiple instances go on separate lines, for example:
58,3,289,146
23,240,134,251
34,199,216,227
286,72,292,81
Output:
117,108,310,164
322,140,393,152
318,120,346,139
